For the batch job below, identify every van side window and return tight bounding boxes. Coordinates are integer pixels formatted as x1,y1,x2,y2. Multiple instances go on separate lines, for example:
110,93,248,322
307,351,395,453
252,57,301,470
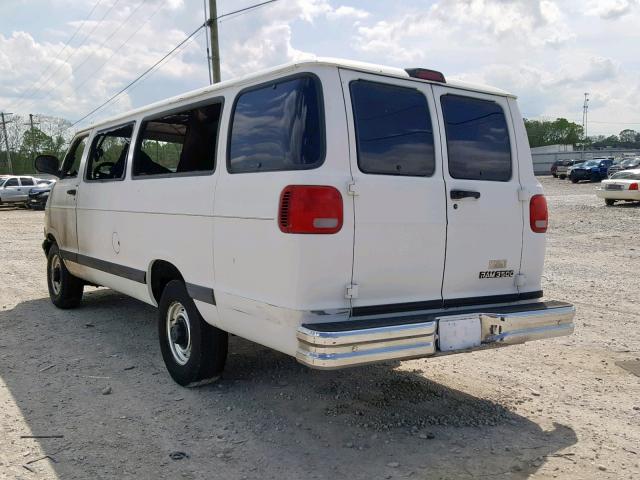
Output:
441,95,512,182
85,124,134,181
133,102,223,177
350,80,435,176
228,75,324,173
60,135,88,178
5,178,18,187
20,177,34,186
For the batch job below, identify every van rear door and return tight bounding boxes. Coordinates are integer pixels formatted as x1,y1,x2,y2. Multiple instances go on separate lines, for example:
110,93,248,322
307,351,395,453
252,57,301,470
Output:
432,86,524,304
340,69,447,313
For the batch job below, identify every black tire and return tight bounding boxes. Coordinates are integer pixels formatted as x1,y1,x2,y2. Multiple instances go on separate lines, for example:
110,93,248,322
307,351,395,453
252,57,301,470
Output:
559,175,566,180
571,176,579,184
552,174,558,178
158,280,227,387
605,199,615,206
47,243,84,309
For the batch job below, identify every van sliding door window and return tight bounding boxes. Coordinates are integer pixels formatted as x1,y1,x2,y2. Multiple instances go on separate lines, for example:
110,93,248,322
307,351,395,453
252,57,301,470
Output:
441,95,512,182
133,101,223,177
85,124,134,181
228,74,325,173
350,80,435,176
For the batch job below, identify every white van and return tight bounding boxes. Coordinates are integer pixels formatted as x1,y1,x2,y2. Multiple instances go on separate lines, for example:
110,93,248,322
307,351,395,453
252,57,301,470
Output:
36,58,575,386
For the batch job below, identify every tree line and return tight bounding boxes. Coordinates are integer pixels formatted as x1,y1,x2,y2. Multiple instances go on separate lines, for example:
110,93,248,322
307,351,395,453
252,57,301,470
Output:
2,113,639,175
0,114,71,175
524,117,640,150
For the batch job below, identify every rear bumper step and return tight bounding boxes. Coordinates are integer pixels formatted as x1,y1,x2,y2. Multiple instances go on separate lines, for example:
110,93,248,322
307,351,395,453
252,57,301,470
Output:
296,301,575,369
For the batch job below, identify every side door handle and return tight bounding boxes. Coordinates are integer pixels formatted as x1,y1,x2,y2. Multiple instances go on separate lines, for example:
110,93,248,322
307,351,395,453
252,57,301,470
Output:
450,189,481,200
67,189,77,196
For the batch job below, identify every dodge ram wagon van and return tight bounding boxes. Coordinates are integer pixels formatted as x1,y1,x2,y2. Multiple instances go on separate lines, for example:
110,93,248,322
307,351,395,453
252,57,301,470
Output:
36,58,575,386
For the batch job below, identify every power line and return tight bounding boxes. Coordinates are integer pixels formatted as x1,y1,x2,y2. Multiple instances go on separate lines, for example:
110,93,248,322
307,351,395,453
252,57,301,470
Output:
71,23,207,127
13,0,156,114
72,0,150,75
9,0,104,110
71,0,280,128
12,0,123,113
70,2,165,96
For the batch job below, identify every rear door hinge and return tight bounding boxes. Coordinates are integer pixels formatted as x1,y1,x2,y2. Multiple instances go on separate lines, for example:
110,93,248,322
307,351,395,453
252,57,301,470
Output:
345,283,359,299
517,188,530,202
347,181,359,196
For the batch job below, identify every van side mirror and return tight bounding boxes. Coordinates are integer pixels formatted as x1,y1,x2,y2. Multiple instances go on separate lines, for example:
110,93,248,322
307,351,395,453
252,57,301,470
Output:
35,155,60,178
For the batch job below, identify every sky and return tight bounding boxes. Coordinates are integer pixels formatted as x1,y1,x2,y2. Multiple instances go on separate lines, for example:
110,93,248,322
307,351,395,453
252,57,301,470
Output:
1,0,640,136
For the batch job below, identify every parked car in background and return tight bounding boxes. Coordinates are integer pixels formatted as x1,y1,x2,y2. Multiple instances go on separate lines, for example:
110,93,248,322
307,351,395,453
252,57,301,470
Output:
27,180,56,210
565,161,584,179
608,157,640,177
596,169,640,206
550,160,560,177
0,175,40,205
570,159,614,183
556,159,582,179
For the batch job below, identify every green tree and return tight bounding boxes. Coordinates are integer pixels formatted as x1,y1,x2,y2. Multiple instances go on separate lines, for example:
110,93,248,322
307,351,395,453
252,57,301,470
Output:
619,129,638,144
524,118,583,147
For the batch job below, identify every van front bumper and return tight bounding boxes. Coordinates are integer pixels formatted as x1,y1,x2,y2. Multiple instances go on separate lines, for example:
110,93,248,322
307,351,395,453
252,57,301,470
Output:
296,301,575,369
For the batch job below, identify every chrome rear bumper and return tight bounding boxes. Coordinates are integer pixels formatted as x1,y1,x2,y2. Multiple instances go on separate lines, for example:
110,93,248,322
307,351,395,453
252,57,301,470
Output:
296,301,575,369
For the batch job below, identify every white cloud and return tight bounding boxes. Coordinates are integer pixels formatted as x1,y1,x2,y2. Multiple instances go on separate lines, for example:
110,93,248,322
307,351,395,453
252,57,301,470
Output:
587,0,638,19
327,5,370,20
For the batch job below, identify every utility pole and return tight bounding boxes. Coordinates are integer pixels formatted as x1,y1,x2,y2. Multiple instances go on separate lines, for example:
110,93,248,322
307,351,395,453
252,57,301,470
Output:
582,93,589,160
203,0,213,84
208,0,221,83
24,114,40,163
1,112,14,174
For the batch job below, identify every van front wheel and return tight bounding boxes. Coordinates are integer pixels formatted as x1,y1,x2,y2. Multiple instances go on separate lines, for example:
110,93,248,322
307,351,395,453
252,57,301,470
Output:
158,280,228,387
47,244,84,309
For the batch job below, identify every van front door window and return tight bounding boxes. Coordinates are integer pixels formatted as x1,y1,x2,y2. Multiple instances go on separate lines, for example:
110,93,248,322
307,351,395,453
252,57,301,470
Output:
86,124,134,181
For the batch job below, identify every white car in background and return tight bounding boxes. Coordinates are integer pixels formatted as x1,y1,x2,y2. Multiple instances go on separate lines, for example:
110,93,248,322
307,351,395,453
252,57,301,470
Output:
596,169,640,206
0,175,40,205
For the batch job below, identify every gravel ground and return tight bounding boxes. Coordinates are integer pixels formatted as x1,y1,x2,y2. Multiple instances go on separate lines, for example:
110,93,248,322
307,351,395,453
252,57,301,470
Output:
1,176,639,480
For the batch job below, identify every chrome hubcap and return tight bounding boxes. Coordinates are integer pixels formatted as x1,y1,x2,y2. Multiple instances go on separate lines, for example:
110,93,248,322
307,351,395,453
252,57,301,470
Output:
50,254,62,296
167,301,191,365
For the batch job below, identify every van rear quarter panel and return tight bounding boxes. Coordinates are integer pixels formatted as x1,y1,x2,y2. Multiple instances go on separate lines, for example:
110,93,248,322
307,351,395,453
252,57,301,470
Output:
212,66,353,353
509,98,545,294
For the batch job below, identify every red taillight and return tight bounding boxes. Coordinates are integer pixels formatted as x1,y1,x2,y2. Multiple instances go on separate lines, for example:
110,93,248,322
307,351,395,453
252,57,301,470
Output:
530,194,548,233
629,183,639,191
278,185,343,234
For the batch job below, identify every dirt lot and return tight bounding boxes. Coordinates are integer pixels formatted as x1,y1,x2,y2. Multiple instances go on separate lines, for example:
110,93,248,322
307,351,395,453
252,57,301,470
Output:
1,177,639,480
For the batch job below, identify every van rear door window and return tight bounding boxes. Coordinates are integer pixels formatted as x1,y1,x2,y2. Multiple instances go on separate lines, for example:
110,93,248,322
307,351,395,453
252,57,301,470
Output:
350,80,435,176
441,95,512,182
133,102,223,177
228,75,324,173
86,124,134,181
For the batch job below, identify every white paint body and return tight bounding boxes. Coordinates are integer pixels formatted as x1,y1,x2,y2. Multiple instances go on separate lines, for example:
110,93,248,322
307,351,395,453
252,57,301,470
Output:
44,58,546,359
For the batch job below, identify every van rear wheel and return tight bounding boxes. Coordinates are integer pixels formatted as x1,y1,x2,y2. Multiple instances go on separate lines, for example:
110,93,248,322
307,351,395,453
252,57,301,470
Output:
605,199,615,206
158,280,228,387
46,244,84,309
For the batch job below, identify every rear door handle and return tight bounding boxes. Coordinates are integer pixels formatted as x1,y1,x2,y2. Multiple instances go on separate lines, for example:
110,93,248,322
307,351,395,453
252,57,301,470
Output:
450,189,480,200
67,189,77,196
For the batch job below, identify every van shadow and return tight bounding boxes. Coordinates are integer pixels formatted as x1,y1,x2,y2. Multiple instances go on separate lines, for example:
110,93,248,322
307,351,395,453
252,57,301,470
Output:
0,290,577,479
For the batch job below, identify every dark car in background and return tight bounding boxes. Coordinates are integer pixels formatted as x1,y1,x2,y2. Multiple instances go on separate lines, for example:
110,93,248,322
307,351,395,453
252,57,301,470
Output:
608,157,640,177
570,159,614,183
27,180,55,210
556,159,583,179
551,160,560,177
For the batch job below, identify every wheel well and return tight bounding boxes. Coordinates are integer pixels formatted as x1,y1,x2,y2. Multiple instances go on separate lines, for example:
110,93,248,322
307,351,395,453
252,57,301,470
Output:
150,260,184,303
43,234,56,255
